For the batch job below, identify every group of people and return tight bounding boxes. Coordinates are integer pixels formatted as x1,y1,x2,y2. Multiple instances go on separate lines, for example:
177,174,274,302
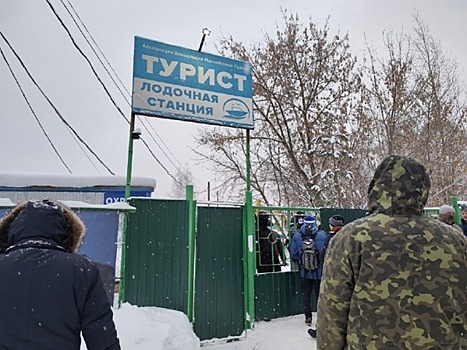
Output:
1,155,466,349
288,155,466,349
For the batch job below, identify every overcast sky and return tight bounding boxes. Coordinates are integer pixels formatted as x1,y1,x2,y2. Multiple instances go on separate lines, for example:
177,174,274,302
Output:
1,0,466,199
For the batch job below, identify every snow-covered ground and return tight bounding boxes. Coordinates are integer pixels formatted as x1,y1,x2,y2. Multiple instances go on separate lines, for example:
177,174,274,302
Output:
203,313,317,350
81,303,317,350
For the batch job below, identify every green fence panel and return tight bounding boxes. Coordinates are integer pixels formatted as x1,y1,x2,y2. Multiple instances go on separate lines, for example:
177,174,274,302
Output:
254,271,305,320
124,198,189,313
194,206,245,340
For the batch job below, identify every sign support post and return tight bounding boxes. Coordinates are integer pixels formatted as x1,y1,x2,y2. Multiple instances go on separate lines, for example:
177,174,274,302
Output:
244,129,255,329
125,112,136,201
119,111,136,305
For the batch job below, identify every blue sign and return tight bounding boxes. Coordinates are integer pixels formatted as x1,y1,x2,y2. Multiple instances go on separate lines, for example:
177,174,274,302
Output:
131,36,254,129
103,190,151,205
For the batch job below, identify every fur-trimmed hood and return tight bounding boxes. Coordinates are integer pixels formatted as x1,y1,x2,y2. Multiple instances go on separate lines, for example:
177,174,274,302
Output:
0,199,85,253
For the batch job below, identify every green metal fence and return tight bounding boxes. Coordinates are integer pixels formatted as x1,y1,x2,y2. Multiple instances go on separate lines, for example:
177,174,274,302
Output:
194,206,245,340
121,198,368,340
255,272,303,321
123,198,190,312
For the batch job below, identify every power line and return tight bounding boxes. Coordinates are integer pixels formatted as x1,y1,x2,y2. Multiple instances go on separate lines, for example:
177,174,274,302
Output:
60,0,185,173
66,127,104,175
1,29,103,174
0,30,115,175
63,0,131,97
45,0,128,124
142,119,185,169
0,45,73,174
48,0,182,183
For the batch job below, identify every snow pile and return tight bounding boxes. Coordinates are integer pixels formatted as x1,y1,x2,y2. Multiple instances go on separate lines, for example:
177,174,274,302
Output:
81,303,200,350
79,303,317,350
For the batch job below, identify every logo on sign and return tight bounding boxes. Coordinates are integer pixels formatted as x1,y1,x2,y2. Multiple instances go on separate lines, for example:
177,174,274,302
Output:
223,98,250,120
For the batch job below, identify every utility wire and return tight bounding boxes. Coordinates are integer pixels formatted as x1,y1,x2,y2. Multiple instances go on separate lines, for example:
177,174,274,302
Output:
60,0,131,111
0,45,73,174
45,0,128,124
63,0,131,96
66,126,104,174
143,120,184,169
0,30,115,175
48,0,180,182
60,0,185,173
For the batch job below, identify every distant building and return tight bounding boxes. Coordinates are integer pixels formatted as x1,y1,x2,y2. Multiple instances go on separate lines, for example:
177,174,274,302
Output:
0,171,156,205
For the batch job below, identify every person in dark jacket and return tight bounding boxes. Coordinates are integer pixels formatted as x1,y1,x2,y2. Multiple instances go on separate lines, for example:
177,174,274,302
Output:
289,215,326,326
322,214,345,257
0,199,120,350
288,211,306,237
438,204,464,236
256,211,284,273
460,204,467,236
317,155,467,349
307,214,345,339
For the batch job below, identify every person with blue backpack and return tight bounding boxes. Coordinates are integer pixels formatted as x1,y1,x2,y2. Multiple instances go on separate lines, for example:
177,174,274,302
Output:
289,215,326,328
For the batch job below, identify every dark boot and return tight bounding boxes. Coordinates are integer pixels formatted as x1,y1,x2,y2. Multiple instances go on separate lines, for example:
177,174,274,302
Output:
308,328,317,338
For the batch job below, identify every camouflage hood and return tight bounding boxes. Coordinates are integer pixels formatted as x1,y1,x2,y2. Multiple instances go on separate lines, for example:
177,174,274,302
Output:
367,155,430,216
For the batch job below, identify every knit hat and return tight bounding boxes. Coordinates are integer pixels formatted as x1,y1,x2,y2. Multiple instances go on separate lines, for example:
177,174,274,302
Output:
439,205,455,215
461,204,467,212
302,216,318,236
329,214,345,227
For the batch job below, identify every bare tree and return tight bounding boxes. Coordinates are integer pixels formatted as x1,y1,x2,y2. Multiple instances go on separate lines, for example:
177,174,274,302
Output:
169,167,195,199
195,12,365,207
195,12,467,207
362,14,467,205
411,15,466,204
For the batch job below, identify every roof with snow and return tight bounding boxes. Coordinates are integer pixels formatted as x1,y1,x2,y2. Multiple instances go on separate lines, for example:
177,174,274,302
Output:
0,171,156,205
0,171,156,191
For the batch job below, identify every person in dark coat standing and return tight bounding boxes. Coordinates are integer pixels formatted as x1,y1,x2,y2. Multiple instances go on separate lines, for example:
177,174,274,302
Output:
256,211,284,273
289,215,326,326
323,214,345,258
307,214,345,339
0,199,120,350
460,204,467,237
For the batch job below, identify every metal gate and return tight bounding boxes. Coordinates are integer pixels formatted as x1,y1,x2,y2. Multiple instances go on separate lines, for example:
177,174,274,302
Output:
123,198,190,312
122,199,245,340
194,205,245,340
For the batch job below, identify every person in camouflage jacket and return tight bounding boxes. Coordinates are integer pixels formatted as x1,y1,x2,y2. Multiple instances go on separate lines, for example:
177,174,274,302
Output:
317,155,467,349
